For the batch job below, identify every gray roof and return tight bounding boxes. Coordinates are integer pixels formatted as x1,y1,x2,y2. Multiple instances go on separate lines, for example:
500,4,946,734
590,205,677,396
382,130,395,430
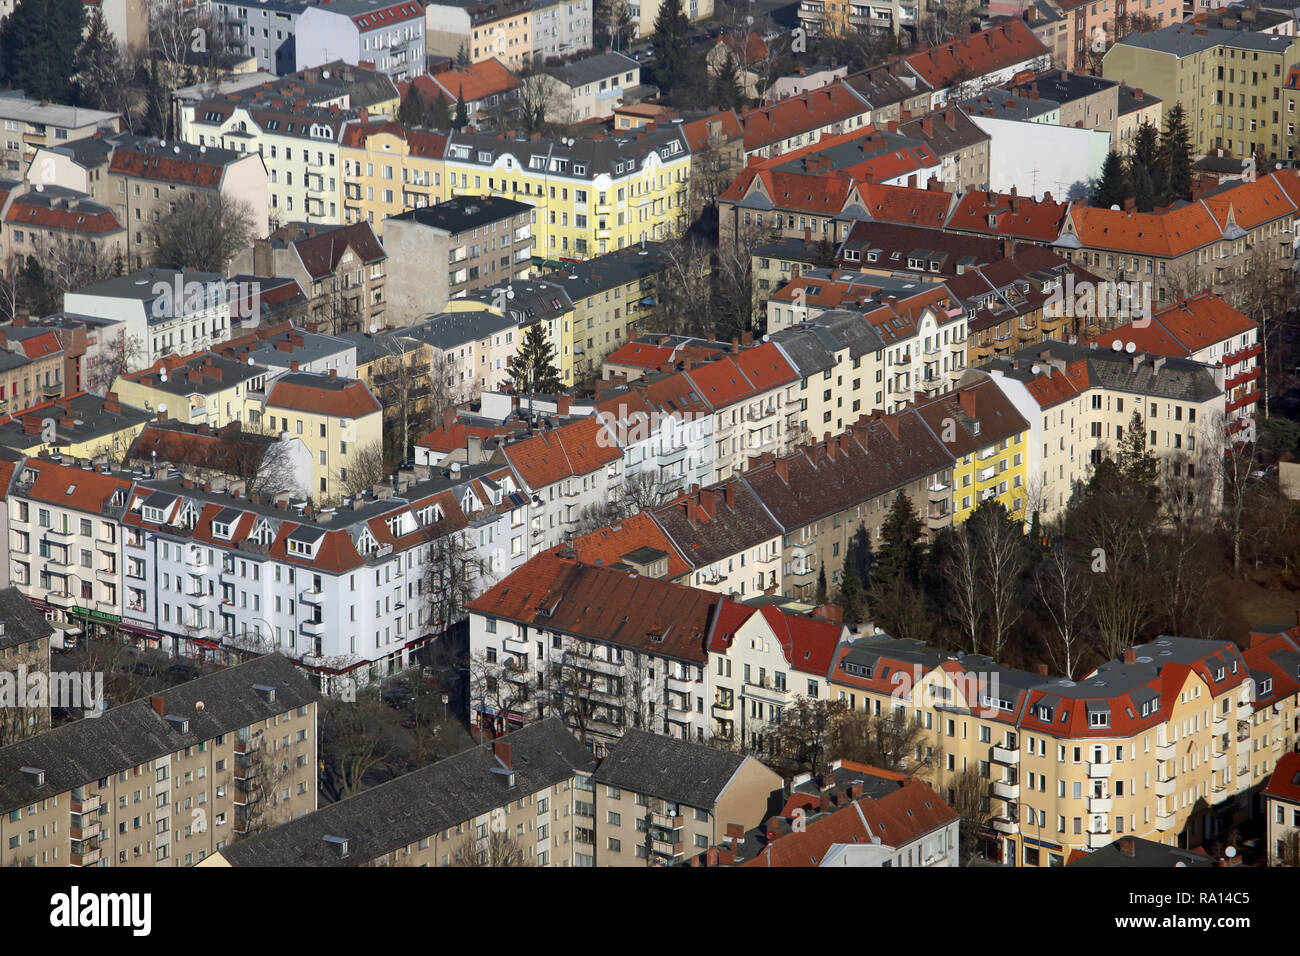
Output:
0,587,55,652
591,728,749,809
542,241,671,300
770,326,837,378
804,308,888,360
0,90,120,129
962,86,1059,122
1117,83,1162,116
0,655,318,814
461,280,573,326
243,330,355,368
1112,22,1296,56
129,353,267,396
219,718,596,866
1068,835,1213,867
0,392,153,451
548,52,640,88
386,195,534,234
444,125,690,182
404,309,518,352
69,268,226,315
986,338,1224,403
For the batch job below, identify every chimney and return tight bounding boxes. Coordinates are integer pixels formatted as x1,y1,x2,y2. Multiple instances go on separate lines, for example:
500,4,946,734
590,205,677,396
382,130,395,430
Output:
290,360,300,371
1118,836,1136,857
958,389,977,417
443,406,456,429
1036,663,1049,676
773,457,789,483
1123,648,1136,664
493,740,512,769
765,821,780,843
724,483,735,508
921,115,933,136
150,696,165,717
556,395,571,415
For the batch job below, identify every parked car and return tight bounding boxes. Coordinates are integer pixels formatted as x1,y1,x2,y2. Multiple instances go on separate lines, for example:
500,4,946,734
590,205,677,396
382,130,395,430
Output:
122,661,155,677
166,663,202,683
383,688,415,709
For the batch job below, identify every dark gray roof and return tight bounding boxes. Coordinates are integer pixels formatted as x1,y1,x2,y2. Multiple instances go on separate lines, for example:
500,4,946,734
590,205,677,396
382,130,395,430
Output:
0,587,54,651
770,326,837,378
591,728,749,809
404,309,518,351
219,718,596,866
387,195,533,234
988,339,1223,403
444,125,689,182
548,52,640,87
1068,835,1213,867
1117,84,1161,117
651,483,783,567
0,655,318,813
461,280,573,325
1114,22,1295,56
542,242,671,299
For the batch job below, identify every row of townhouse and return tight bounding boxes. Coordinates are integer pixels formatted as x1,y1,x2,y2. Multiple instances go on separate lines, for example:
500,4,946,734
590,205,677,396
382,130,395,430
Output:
826,627,1300,865
206,719,776,869
0,654,319,867
1,450,525,694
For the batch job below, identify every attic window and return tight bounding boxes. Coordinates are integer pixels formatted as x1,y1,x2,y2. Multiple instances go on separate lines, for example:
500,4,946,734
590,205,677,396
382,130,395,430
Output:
1088,711,1109,728
1036,705,1052,721
287,538,318,558
142,506,165,524
1259,678,1273,698
212,520,233,540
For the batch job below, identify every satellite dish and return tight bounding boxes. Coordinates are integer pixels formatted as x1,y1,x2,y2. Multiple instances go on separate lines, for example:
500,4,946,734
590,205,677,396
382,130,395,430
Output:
1125,341,1136,354
1110,204,1121,211
159,368,168,382
1030,364,1041,374
369,323,379,333
195,700,205,711
1111,340,1123,351
157,403,167,415
1225,846,1237,858
248,356,255,365
34,183,43,192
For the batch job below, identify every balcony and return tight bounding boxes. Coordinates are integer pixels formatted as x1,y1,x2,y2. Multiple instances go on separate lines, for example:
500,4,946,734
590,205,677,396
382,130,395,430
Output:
300,587,323,605
991,744,1019,765
70,846,102,866
1155,810,1176,832
1212,713,1227,731
665,672,695,693
650,811,683,830
70,819,101,841
71,794,101,814
300,619,325,636
650,837,682,857
44,525,74,539
1155,741,1175,761
1086,829,1113,849
1212,751,1227,773
1088,796,1112,814
45,591,76,608
711,699,733,715
1155,776,1176,798
991,779,1019,800
1087,761,1112,778
991,815,1018,835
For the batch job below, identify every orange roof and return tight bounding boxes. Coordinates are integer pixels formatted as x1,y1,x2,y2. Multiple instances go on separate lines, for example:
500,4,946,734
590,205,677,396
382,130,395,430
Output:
738,84,870,152
1086,293,1256,357
5,198,123,236
407,58,520,105
1264,752,1300,805
109,149,226,188
719,167,856,213
13,330,63,360
14,458,133,512
905,20,1048,89
947,189,1069,242
501,416,621,489
1064,202,1224,257
545,511,691,579
853,182,953,228
1202,174,1298,231
680,109,744,150
265,376,380,418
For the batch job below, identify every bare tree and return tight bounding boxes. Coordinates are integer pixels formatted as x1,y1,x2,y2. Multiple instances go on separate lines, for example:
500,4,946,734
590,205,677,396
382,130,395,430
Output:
647,235,713,337
338,440,387,499
423,526,489,635
318,690,401,802
970,503,1026,661
452,828,532,866
515,72,569,133
947,767,991,865
149,192,256,273
944,524,983,655
1033,536,1092,679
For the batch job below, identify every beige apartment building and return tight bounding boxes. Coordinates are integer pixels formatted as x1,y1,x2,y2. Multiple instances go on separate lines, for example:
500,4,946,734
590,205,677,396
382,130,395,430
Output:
1264,751,1300,865
207,720,597,866
590,729,781,866
829,631,1300,866
0,587,56,744
0,654,318,867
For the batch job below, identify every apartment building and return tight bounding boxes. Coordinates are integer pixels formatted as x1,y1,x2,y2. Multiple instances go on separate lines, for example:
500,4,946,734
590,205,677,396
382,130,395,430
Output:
739,414,955,601
125,419,314,499
401,309,518,400
770,310,887,440
593,374,715,498
112,353,270,430
219,323,357,380
452,279,574,381
1052,171,1300,308
737,85,875,162
0,328,67,416
542,242,671,382
0,186,126,283
908,379,1032,524
828,630,1300,865
214,0,311,74
296,0,427,82
632,0,713,37
466,553,723,750
1264,751,1300,865
539,53,642,125
234,221,389,334
401,59,520,129
1005,69,1123,138
1116,84,1164,148
208,721,596,866
903,20,1052,107
1102,23,1300,159
261,371,383,501
651,480,783,598
797,0,910,41
63,268,236,371
591,730,782,866
695,762,960,867
548,510,691,583
977,339,1226,519
707,602,844,751
385,196,534,322
0,654,318,867
425,0,534,69
441,126,692,259
896,107,991,192
0,392,152,461
31,134,270,270
530,0,593,61
0,587,56,742
339,120,448,228
0,91,119,172
1086,292,1261,431
183,100,350,227
945,188,1071,246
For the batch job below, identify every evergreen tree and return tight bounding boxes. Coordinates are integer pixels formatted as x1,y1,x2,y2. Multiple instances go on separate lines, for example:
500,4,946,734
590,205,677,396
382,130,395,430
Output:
0,0,86,102
815,565,828,606
1090,150,1130,209
651,0,690,92
1115,410,1160,492
398,87,427,127
874,491,925,590
452,85,470,130
456,43,470,68
1130,120,1159,172
1158,103,1193,204
712,54,744,110
72,7,124,110
1128,158,1156,213
431,92,453,130
836,539,866,631
813,237,837,269
506,322,564,401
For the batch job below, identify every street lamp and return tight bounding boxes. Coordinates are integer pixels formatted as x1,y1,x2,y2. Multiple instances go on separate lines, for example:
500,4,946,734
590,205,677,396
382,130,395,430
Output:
441,692,449,720
1018,800,1044,868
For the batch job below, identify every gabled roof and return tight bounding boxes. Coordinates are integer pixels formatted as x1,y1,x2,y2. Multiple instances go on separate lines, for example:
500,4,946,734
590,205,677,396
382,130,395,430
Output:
547,511,692,579
404,57,520,105
904,20,1049,89
265,373,381,418
500,416,621,489
593,729,766,809
1263,752,1300,806
652,480,783,570
1085,293,1256,357
1059,202,1225,257
270,220,387,280
947,189,1070,242
738,84,870,152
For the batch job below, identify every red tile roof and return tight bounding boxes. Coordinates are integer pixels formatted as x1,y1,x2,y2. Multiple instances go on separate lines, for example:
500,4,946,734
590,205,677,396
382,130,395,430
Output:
109,148,227,188
5,197,123,236
680,110,744,151
1085,293,1256,358
738,84,870,152
1202,174,1298,232
1263,752,1300,805
947,189,1070,242
348,1,422,28
1063,202,1224,257
265,376,381,418
13,458,133,512
405,58,520,105
545,511,691,579
501,416,621,489
466,553,721,663
853,182,954,228
273,221,386,280
905,20,1049,89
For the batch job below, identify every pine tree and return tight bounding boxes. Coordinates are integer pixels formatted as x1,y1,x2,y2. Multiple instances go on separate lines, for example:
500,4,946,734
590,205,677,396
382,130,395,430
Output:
813,237,837,268
815,565,828,606
1158,104,1193,204
431,92,453,130
836,539,866,630
0,0,86,102
1090,150,1130,209
506,322,564,401
72,7,124,110
652,0,690,92
1128,158,1156,213
1130,120,1159,172
398,87,426,127
875,491,924,590
452,85,470,130
1115,410,1159,492
712,54,744,110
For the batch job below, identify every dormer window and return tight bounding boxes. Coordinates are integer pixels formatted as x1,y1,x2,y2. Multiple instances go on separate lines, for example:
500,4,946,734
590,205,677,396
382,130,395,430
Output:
1259,678,1273,698
212,521,232,540
1036,705,1052,721
1214,667,1225,682
1088,711,1109,728
287,538,318,558
142,506,165,524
